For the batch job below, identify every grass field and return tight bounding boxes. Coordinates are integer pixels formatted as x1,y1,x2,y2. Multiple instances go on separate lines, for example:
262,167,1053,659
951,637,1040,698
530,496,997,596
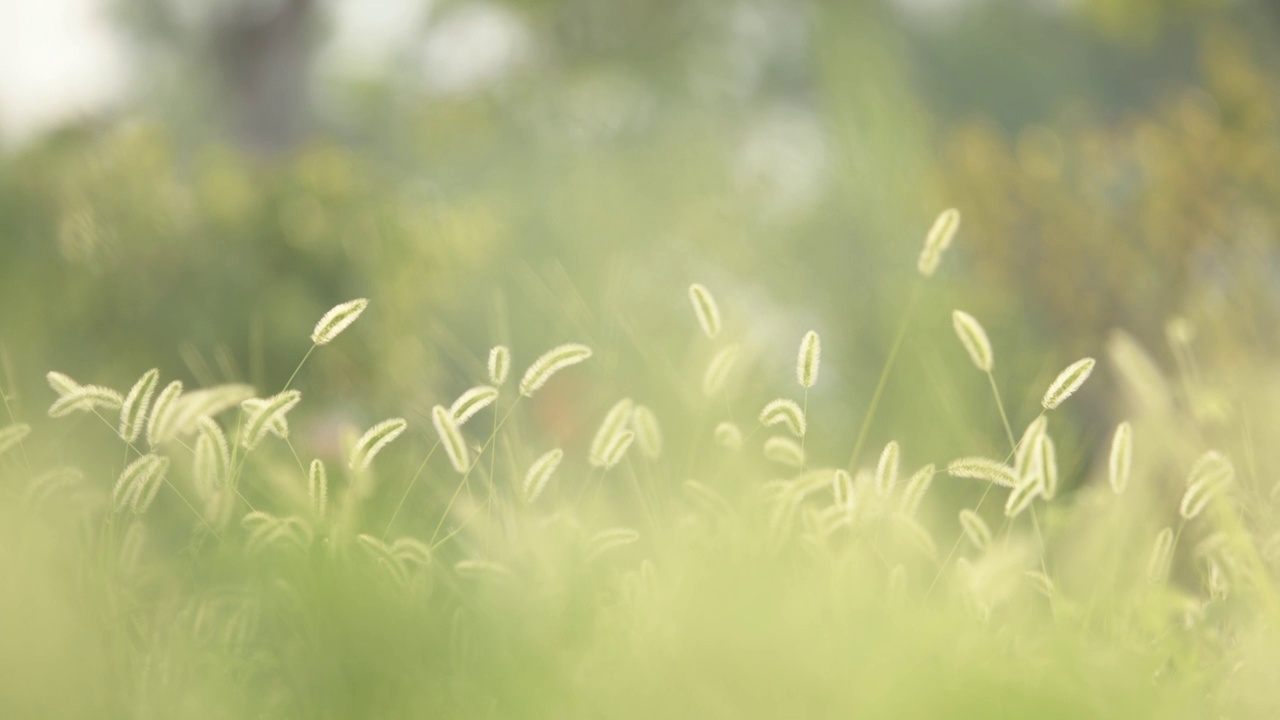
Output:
3,3,1280,718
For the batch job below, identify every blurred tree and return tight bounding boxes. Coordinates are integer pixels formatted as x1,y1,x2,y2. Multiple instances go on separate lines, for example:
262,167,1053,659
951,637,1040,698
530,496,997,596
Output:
934,26,1280,360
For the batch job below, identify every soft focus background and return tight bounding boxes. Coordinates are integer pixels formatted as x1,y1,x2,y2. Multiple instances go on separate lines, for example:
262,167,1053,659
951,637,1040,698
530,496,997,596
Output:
4,0,1280,717
4,0,1280,428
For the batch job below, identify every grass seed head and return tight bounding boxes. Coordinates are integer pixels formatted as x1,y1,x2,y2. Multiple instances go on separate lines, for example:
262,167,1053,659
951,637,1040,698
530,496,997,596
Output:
764,435,805,468
952,310,994,372
688,283,723,339
759,398,806,437
599,430,636,470
630,405,664,459
796,331,821,389
899,464,936,517
702,344,741,396
917,208,960,278
431,405,471,473
876,441,901,496
523,448,564,503
239,390,301,450
119,369,160,444
311,298,369,345
1109,422,1133,495
350,418,408,471
48,384,124,418
1180,451,1233,520
714,421,743,450
1042,357,1096,410
0,423,31,459
519,343,593,397
947,457,1018,488
590,398,635,468
46,371,80,397
147,380,186,446
450,386,499,426
308,459,328,521
488,345,511,385
1148,527,1175,584
959,509,992,550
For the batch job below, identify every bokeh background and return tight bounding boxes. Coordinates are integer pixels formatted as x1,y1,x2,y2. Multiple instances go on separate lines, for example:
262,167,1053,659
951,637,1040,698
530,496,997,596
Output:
3,1,1280,716
4,0,1279,437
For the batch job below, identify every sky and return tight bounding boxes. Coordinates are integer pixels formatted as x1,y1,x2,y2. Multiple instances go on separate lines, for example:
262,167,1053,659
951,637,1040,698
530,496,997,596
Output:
0,0,131,146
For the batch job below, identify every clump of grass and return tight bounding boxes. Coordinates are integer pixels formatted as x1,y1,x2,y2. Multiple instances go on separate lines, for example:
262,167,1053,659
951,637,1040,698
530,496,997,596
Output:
9,208,1280,720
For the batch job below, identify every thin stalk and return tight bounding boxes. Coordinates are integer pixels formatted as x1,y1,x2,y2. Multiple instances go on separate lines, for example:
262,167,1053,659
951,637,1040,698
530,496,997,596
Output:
427,398,522,546
847,282,921,471
986,371,1016,451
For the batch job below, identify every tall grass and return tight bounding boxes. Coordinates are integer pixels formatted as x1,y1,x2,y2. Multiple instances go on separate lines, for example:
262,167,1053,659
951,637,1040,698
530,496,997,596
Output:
1,212,1279,720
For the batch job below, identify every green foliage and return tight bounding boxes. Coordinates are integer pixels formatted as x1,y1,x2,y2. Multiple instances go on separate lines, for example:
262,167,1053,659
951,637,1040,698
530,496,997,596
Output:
4,216,1280,717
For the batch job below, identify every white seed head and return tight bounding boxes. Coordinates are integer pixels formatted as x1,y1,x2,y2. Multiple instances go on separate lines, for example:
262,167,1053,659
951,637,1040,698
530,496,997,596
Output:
714,421,743,450
898,464,936,517
1180,451,1233,520
759,398,806,437
193,420,229,500
959,509,992,550
169,384,256,436
241,398,290,440
630,405,663,459
350,418,408,471
917,208,960,278
519,343,593,397
1034,434,1058,500
147,380,185,446
589,398,635,468
450,386,499,426
947,457,1018,488
392,537,433,568
951,310,993,372
1147,527,1175,584
1004,479,1039,518
587,527,641,561
311,298,369,345
48,384,125,418
1042,357,1096,410
1014,416,1048,480
0,423,31,459
240,390,300,450
1108,422,1133,495
309,459,328,520
688,283,722,339
112,454,170,514
355,534,406,581
796,331,821,389
487,345,511,385
1107,329,1173,412
599,430,636,470
431,405,470,473
832,469,855,511
702,344,741,396
46,371,80,397
119,369,160,444
763,436,805,468
1025,571,1055,599
875,441,901,496
523,448,564,503
454,559,517,582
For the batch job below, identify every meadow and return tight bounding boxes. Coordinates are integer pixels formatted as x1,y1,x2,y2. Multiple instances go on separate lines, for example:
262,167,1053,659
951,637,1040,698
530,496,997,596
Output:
4,202,1280,717
3,2,1280,718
